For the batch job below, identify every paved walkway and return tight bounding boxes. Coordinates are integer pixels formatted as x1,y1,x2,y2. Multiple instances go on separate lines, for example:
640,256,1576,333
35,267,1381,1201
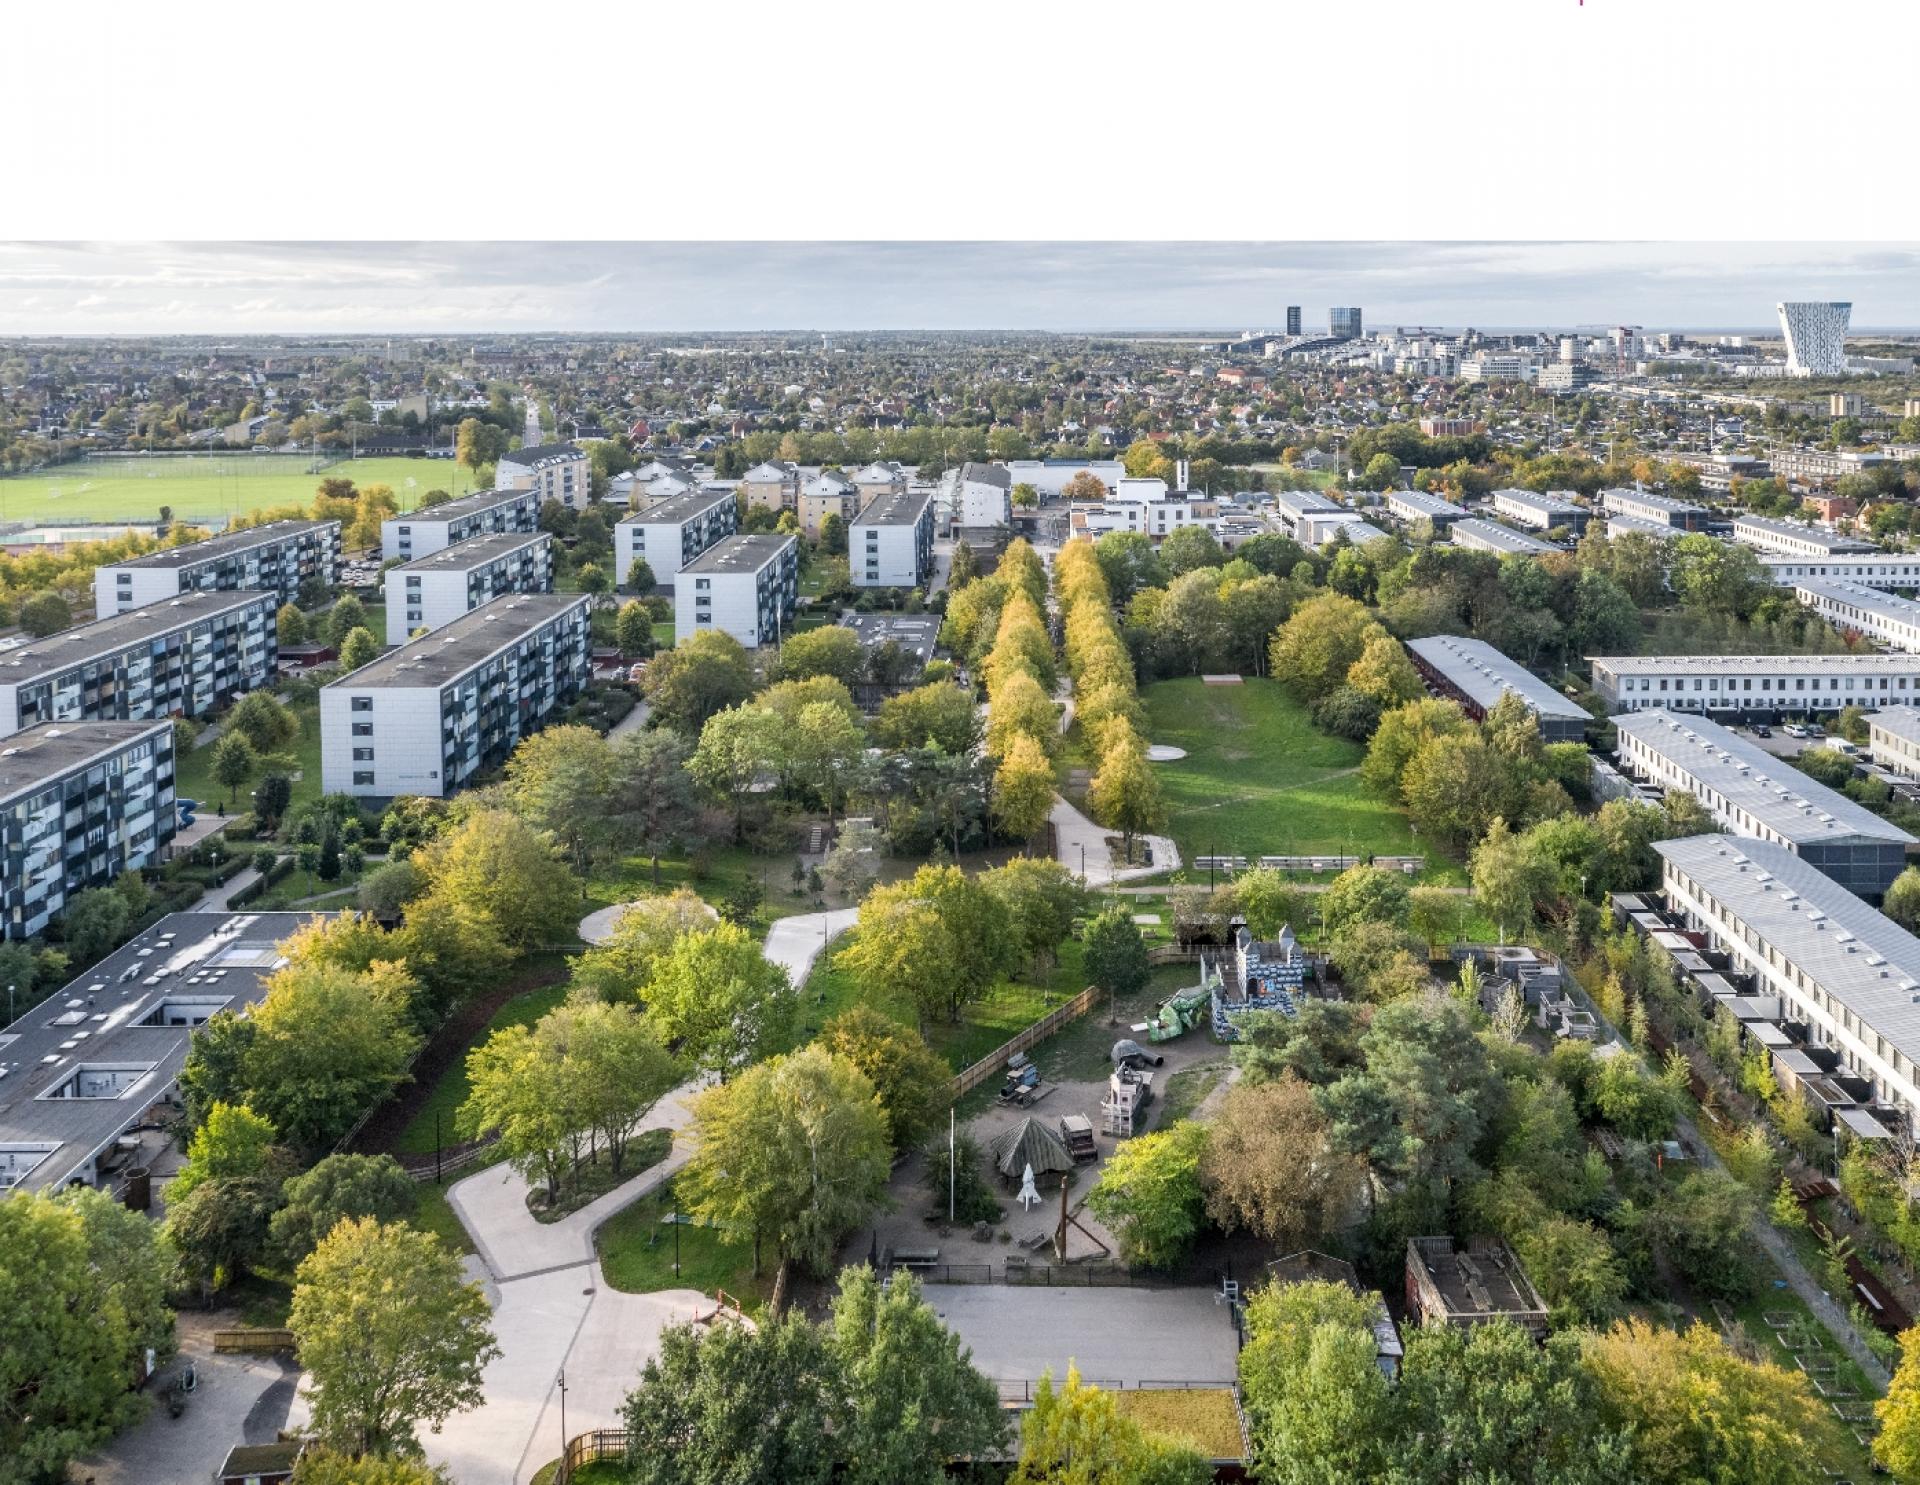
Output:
1049,794,1179,887
763,906,859,985
189,865,261,912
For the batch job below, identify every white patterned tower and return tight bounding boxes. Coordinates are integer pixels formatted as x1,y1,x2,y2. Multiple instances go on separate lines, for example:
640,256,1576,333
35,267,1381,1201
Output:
1777,301,1851,377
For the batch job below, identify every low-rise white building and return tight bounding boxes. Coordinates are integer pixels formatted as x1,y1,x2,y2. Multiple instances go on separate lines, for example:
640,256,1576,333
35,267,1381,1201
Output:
674,534,798,649
1796,579,1920,654
1606,513,1679,542
1599,487,1708,530
1272,489,1344,537
495,442,591,511
614,489,737,591
1869,708,1920,781
1449,518,1558,558
1491,488,1590,534
850,489,936,590
1732,514,1875,558
1383,488,1466,529
1762,555,1920,590
949,463,1012,530
1000,459,1124,497
1589,653,1920,715
93,519,339,619
321,593,591,799
1300,512,1390,552
383,532,554,644
380,488,542,562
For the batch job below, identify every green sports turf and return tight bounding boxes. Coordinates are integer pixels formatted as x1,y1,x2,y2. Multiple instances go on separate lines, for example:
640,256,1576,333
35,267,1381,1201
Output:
0,455,481,527
1139,675,1434,869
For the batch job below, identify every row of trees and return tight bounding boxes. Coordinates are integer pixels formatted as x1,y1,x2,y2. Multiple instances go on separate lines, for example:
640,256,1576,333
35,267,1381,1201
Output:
1267,589,1428,742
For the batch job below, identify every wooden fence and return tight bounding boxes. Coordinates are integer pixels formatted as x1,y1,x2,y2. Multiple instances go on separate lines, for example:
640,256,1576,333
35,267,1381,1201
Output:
950,986,1099,1099
213,1327,296,1354
557,1429,632,1483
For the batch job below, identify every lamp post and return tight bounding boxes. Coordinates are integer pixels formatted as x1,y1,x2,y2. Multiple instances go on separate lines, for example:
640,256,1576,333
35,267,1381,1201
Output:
557,1368,569,1465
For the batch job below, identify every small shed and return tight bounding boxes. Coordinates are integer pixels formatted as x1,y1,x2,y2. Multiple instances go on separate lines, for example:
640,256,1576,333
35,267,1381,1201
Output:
990,1117,1074,1182
219,1442,305,1485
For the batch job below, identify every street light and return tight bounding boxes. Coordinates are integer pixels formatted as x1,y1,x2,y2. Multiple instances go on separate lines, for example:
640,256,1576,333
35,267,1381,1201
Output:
557,1369,569,1465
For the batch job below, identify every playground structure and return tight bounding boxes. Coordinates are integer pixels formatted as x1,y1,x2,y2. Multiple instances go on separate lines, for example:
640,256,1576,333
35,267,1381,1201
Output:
1145,981,1211,1042
1209,924,1309,1042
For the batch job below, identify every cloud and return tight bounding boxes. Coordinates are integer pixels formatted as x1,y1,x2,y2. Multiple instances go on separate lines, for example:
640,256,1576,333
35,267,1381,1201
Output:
0,241,1916,333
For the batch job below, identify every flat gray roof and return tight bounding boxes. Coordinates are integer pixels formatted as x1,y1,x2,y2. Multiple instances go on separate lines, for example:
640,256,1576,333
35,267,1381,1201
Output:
1601,487,1705,515
0,912,328,1193
1657,835,1920,1068
1617,708,1914,849
1797,579,1920,626
1870,709,1920,746
1590,653,1920,677
327,592,587,690
840,612,939,665
0,590,274,682
852,488,934,527
1387,489,1463,516
1493,487,1583,514
1735,514,1876,552
394,531,549,574
106,519,336,571
1407,634,1589,723
615,488,734,527
0,720,171,806
680,533,796,577
393,487,536,525
1273,490,1343,516
1451,518,1558,556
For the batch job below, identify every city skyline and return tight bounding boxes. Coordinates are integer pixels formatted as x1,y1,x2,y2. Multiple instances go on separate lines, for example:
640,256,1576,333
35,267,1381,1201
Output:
2,240,1919,336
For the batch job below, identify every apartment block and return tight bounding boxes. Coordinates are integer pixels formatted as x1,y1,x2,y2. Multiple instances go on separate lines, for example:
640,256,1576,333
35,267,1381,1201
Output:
0,721,176,941
1732,514,1875,558
1272,489,1344,536
1449,518,1558,558
741,460,800,512
1383,488,1466,529
1405,634,1590,743
674,535,798,649
850,489,936,589
1490,488,1590,535
1761,555,1920,590
380,487,542,562
799,470,860,540
495,443,591,511
93,519,339,620
1615,709,1912,901
0,590,278,737
1795,580,1920,654
1590,653,1920,716
1598,487,1707,531
614,488,737,590
1869,708,1920,781
383,532,554,644
320,593,591,798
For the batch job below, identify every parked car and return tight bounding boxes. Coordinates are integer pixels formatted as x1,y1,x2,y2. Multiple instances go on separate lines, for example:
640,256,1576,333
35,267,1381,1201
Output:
1808,725,1827,738
1751,724,1772,738
1785,723,1809,738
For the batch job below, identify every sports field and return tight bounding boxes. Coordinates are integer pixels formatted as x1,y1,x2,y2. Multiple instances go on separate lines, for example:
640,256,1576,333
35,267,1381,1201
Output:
0,455,479,527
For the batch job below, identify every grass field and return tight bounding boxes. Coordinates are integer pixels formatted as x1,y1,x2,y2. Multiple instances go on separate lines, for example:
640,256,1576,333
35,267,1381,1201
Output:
0,455,480,527
596,1176,776,1307
174,696,324,816
393,979,574,1156
1138,676,1440,873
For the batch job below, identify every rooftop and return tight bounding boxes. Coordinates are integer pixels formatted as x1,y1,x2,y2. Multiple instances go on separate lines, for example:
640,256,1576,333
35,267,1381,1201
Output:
1450,517,1558,556
1493,487,1584,513
0,590,274,682
107,518,335,571
852,488,934,527
1408,1236,1549,1323
1616,708,1914,849
1870,709,1920,746
0,912,326,1194
393,487,536,526
1407,634,1589,723
680,533,797,577
1657,835,1920,1070
1796,578,1920,626
0,720,172,806
1386,488,1463,515
499,442,582,466
1590,652,1920,677
957,461,1012,489
1734,514,1876,552
1601,487,1706,514
393,530,549,574
326,592,587,690
615,487,735,527
840,612,939,665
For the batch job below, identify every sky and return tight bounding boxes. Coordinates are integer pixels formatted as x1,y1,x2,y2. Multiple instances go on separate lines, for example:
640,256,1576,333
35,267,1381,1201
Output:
2,241,1918,337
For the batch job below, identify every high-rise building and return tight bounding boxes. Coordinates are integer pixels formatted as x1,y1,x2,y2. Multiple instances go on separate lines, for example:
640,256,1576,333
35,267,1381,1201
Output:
1777,301,1851,377
1286,306,1302,337
1329,307,1363,340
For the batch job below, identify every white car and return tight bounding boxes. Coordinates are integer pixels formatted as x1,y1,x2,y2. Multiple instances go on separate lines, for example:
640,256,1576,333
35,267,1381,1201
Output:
1784,723,1809,738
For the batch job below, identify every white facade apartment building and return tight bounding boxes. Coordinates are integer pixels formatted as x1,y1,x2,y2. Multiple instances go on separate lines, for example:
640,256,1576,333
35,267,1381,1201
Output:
93,519,339,620
1491,488,1590,534
674,534,799,649
799,469,860,540
1771,448,1888,486
1272,489,1344,537
1383,488,1466,529
1599,487,1708,530
320,593,591,799
1656,835,1920,1132
0,590,277,737
850,489,936,590
495,442,591,511
1795,579,1920,654
380,487,542,563
1589,653,1920,715
1732,514,1875,558
741,460,800,512
850,460,909,508
1869,708,1920,780
950,462,1013,530
0,721,176,942
615,488,738,591
1608,513,1680,542
383,532,555,644
1449,517,1558,559
1762,555,1920,590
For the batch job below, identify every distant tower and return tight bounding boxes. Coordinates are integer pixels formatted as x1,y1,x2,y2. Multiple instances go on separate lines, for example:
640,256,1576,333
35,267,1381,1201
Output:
1777,301,1851,377
1329,307,1363,340
1286,305,1302,337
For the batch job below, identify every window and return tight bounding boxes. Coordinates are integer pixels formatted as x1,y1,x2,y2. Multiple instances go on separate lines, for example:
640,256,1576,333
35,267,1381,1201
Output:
352,722,373,737
351,696,373,712
354,770,376,786
353,747,374,761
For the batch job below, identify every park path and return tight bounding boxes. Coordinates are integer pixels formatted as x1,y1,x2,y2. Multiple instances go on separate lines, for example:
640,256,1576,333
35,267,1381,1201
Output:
763,905,859,985
1049,793,1180,887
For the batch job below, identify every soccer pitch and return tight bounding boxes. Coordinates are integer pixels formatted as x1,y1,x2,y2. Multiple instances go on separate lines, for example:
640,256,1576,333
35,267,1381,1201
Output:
0,455,481,527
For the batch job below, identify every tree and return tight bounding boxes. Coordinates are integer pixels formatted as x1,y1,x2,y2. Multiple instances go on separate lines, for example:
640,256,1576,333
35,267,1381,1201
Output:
1361,696,1471,801
819,1007,951,1152
1087,1120,1210,1269
244,962,422,1151
1093,531,1167,603
1885,867,1920,932
1583,1319,1835,1485
1644,1168,1760,1300
1159,524,1225,576
338,626,380,670
455,416,508,479
1082,904,1149,1006
1013,1368,1211,1485
167,1172,283,1292
1319,863,1410,935
779,624,864,684
616,599,655,657
837,865,1015,1027
502,724,619,874
1877,1325,1920,1480
358,858,426,922
642,629,756,734
290,1452,450,1485
0,1187,177,1482
60,885,130,964
1239,1280,1395,1485
542,999,681,1173
1200,1075,1362,1248
982,857,1085,974
643,921,796,1076
1345,632,1421,708
255,769,294,829
327,594,368,647
18,590,71,636
458,1020,573,1205
211,730,257,809
992,731,1058,843
789,700,867,825
607,730,701,885
172,1099,281,1202
413,809,579,952
821,816,883,902
270,1153,417,1267
680,1046,891,1285
569,887,712,1003
1089,736,1165,858
1269,593,1378,703
1670,532,1765,617
277,601,309,646
830,1267,1008,1485
874,681,978,755
228,690,301,754
291,1218,498,1459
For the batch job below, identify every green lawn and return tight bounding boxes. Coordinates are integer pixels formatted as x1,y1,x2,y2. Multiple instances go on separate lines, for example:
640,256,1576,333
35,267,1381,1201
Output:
411,1167,484,1257
174,695,324,817
0,455,480,527
596,1175,776,1308
392,979,574,1156
1138,676,1448,878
